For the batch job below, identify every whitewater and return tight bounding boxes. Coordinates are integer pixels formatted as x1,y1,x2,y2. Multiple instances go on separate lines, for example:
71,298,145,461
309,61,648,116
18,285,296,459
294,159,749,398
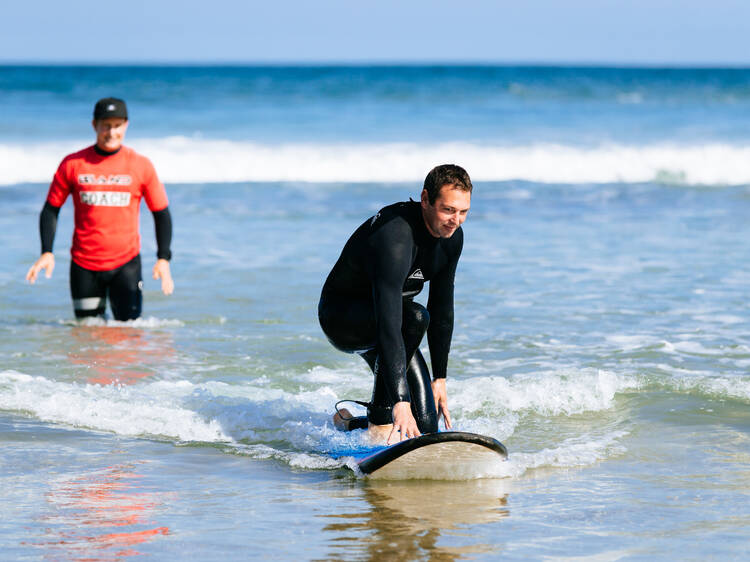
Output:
3,138,750,185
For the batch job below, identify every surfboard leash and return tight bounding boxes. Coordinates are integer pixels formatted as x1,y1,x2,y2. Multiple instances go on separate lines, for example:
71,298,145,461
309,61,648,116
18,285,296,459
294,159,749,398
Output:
334,399,371,420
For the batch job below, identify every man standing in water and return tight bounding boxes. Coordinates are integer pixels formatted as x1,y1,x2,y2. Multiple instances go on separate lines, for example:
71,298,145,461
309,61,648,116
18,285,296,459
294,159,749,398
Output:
26,97,174,320
319,164,472,444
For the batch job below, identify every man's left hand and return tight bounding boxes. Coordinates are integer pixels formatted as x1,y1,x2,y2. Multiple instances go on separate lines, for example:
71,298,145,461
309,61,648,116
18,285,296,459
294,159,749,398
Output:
153,259,174,295
431,378,452,430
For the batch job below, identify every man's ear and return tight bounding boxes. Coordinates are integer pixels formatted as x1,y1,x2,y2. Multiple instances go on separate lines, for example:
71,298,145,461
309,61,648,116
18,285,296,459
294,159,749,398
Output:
420,189,429,208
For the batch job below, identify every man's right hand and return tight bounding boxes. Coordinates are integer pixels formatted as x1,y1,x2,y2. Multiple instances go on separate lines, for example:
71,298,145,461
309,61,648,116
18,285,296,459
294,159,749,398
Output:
26,252,55,284
387,401,421,444
152,258,174,295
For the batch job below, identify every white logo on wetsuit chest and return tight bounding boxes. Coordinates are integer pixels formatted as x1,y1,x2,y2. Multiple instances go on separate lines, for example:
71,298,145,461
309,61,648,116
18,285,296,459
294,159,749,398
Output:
408,269,424,280
80,191,131,207
79,174,132,186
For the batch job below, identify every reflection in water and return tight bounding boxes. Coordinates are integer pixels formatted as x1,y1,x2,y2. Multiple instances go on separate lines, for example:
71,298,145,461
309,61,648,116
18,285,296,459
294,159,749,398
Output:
321,479,511,560
33,462,169,561
68,325,174,386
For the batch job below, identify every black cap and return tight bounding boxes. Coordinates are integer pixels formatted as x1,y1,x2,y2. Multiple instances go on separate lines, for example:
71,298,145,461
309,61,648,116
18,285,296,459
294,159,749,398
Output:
93,97,128,120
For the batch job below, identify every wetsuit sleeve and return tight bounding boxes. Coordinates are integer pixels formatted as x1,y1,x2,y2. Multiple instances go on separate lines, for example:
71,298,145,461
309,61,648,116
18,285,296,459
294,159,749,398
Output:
46,158,73,208
426,229,463,379
39,201,61,254
40,157,72,253
140,157,169,212
152,206,172,261
368,222,414,404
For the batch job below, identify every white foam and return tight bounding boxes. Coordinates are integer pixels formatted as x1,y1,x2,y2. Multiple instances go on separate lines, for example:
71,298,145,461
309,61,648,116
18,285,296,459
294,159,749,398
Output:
605,334,663,351
229,443,345,470
669,340,750,357
58,316,184,328
6,362,746,479
0,370,228,442
451,369,639,420
667,375,750,402
0,368,374,469
500,431,629,478
456,413,521,440
3,138,750,185
692,314,745,325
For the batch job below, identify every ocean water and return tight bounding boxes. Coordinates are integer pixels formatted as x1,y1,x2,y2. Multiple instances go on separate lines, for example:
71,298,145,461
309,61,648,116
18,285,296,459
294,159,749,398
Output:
1,65,750,560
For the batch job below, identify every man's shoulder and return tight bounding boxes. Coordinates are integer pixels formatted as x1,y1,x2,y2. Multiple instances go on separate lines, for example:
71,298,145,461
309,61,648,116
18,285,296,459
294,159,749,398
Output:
370,200,418,232
117,146,158,176
119,145,150,162
59,145,96,165
363,202,420,263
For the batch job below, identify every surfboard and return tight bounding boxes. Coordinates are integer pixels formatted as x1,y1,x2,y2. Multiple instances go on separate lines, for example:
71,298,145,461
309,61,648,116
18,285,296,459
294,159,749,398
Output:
355,431,508,480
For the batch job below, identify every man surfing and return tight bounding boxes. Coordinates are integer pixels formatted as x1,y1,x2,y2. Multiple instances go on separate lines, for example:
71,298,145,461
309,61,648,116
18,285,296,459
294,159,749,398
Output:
26,97,174,320
318,164,472,444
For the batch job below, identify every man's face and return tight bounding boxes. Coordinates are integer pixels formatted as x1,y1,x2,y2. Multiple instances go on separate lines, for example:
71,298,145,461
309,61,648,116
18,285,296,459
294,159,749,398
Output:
92,118,128,152
421,184,471,238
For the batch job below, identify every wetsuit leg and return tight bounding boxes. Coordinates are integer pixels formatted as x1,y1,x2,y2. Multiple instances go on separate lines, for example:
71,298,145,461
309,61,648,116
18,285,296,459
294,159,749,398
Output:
108,255,143,321
406,349,438,433
319,294,438,434
70,261,106,318
319,294,376,430
367,300,438,434
318,292,377,353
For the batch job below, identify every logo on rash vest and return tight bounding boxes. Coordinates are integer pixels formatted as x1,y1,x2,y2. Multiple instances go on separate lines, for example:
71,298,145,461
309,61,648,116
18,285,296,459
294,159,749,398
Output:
78,174,132,186
408,269,424,280
80,191,132,207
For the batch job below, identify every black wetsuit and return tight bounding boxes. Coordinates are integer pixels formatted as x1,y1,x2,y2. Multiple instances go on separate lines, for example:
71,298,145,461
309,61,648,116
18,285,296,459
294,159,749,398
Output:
318,200,463,433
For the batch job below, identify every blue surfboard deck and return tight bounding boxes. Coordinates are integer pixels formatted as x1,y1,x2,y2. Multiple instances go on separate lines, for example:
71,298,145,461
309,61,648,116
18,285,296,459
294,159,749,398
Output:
354,431,508,480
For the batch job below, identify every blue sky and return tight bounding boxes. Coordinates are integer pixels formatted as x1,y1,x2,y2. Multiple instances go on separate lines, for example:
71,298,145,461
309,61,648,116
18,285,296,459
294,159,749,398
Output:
3,0,749,65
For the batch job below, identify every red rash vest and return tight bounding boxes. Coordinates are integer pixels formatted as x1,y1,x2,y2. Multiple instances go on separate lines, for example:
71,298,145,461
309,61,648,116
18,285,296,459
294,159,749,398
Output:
46,145,168,271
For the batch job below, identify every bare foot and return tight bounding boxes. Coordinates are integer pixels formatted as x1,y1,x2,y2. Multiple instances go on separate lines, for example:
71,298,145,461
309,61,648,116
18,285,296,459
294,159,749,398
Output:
366,422,393,445
333,408,352,431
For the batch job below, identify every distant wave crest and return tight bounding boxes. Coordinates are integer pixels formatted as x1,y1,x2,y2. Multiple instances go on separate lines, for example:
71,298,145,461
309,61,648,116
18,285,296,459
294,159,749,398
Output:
2,137,750,186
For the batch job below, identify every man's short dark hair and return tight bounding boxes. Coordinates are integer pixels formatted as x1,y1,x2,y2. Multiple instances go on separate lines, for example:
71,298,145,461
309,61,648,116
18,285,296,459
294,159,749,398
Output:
423,164,473,204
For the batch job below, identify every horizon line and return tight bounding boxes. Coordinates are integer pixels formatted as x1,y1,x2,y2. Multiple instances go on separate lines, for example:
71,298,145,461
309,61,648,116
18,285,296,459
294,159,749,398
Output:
2,60,750,70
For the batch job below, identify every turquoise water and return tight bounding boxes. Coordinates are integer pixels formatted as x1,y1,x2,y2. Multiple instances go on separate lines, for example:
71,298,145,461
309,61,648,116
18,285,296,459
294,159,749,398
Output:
1,65,750,560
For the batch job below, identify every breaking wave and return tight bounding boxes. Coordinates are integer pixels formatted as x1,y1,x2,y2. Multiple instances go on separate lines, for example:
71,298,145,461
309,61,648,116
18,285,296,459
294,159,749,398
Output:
2,138,750,186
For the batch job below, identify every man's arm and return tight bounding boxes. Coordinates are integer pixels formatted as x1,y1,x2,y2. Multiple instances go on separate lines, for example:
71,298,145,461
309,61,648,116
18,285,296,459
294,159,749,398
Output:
368,222,422,441
426,230,463,428
370,238,411,405
427,266,455,429
427,236,461,379
28,155,75,284
40,201,61,254
151,207,174,295
26,202,61,283
152,207,172,261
